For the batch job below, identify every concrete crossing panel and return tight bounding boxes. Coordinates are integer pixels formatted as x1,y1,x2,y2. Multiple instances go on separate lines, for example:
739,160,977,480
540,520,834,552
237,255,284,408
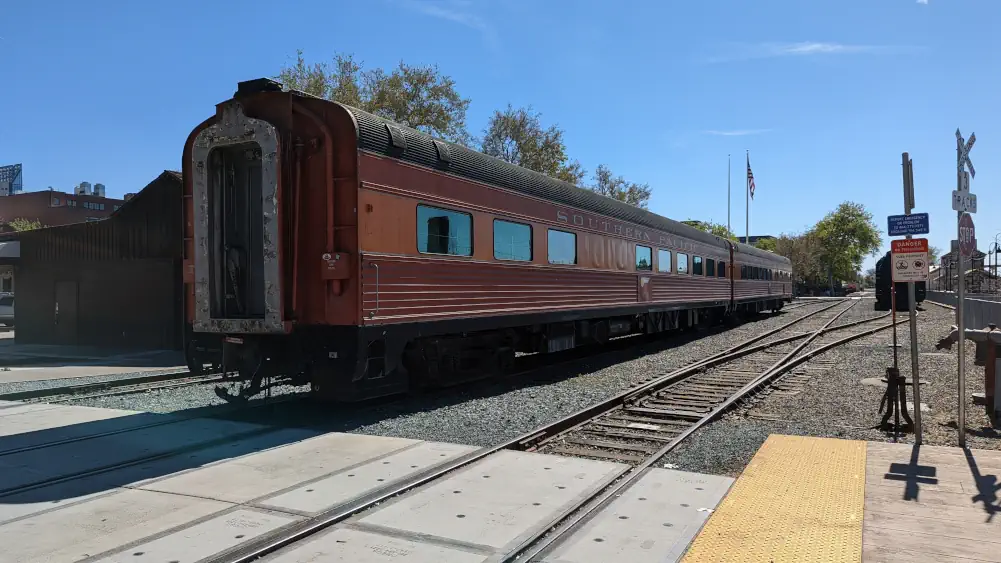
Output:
354,450,627,553
541,468,733,563
256,441,478,515
138,432,421,504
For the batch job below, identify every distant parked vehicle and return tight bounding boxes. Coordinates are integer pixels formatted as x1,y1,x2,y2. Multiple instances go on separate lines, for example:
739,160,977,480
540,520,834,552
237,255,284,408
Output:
0,294,12,327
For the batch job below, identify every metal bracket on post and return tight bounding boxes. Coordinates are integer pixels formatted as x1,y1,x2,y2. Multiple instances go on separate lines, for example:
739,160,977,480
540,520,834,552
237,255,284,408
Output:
880,366,914,440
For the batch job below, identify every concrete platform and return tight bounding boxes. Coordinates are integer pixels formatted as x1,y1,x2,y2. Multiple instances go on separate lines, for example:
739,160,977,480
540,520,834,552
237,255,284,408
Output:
0,405,479,563
683,434,1001,562
0,341,184,382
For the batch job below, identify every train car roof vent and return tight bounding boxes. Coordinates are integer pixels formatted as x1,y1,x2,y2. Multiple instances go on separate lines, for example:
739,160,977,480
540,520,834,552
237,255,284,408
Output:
236,78,284,96
433,140,451,165
386,124,408,152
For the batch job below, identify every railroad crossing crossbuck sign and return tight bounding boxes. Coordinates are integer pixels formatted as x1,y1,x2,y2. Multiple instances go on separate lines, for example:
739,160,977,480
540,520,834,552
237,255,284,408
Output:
957,129,976,179
959,213,976,258
891,238,930,282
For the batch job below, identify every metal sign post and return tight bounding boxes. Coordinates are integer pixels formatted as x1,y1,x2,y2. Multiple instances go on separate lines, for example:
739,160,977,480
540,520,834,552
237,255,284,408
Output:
897,153,926,443
954,128,977,447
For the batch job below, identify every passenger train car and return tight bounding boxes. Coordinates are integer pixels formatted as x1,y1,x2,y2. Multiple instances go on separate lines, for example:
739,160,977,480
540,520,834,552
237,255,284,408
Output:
181,78,793,401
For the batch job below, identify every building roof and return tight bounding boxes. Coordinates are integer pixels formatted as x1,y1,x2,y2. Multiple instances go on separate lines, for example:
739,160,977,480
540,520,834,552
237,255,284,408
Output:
738,235,775,244
108,170,180,219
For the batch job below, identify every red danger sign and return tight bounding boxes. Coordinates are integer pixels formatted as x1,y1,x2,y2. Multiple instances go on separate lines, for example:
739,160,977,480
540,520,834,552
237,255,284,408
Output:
891,238,928,253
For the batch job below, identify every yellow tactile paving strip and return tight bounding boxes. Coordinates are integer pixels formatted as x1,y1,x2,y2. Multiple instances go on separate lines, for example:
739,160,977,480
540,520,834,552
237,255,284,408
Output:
682,434,866,563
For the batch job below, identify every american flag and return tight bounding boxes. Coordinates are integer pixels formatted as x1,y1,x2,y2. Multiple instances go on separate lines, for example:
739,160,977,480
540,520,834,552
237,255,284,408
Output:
746,155,756,200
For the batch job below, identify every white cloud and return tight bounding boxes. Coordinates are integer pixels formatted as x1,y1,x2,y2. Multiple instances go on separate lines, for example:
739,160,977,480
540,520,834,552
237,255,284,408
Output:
704,42,915,63
397,0,500,52
917,0,928,4
705,129,771,137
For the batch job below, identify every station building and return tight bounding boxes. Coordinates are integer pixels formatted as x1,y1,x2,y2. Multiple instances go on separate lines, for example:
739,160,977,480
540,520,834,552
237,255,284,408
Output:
13,171,183,350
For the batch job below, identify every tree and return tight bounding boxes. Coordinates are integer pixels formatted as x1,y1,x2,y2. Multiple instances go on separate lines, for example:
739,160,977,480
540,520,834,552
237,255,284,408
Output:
928,245,941,265
863,267,876,287
3,217,43,232
811,202,882,282
589,165,652,208
772,232,826,286
682,220,737,240
754,237,778,252
481,104,586,184
277,50,472,144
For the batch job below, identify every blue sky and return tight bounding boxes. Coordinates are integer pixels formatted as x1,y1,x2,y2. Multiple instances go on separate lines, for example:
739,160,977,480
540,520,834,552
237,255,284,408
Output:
2,0,999,272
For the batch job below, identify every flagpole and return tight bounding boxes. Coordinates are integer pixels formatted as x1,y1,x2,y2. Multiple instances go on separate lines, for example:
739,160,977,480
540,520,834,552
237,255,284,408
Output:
745,150,750,244
727,154,731,234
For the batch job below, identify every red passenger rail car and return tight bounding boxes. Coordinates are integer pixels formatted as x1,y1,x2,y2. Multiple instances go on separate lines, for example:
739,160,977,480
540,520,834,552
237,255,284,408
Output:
181,78,793,401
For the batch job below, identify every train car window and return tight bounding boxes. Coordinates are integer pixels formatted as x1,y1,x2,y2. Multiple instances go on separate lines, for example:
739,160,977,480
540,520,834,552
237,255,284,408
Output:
693,256,704,276
548,229,577,265
493,219,532,261
657,249,672,273
718,261,726,278
741,264,747,279
706,258,716,277
636,245,653,271
417,204,472,256
677,253,689,274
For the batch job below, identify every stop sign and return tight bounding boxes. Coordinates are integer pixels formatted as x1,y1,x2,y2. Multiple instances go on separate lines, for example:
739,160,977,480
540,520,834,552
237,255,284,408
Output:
959,213,976,257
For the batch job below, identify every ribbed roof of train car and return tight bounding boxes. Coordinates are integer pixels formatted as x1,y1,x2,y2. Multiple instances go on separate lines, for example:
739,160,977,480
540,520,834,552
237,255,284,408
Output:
319,94,788,267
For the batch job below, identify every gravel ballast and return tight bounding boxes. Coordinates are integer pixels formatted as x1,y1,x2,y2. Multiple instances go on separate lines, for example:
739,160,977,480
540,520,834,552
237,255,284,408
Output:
64,301,837,447
659,296,999,478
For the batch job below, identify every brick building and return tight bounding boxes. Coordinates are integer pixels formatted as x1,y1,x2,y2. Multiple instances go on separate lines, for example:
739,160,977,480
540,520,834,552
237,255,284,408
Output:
0,189,125,233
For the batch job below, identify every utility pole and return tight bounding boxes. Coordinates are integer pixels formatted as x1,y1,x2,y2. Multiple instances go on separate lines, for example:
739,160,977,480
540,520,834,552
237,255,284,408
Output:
902,152,923,444
727,154,731,235
954,128,978,447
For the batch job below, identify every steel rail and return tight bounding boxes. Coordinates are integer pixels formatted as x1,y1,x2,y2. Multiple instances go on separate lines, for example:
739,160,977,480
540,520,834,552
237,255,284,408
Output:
511,309,907,562
0,369,226,402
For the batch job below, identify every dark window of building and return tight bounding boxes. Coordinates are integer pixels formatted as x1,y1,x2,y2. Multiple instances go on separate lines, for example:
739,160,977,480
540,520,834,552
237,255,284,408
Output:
718,261,726,278
548,229,577,265
417,204,472,256
657,249,672,273
493,219,532,261
693,256,704,276
636,245,652,271
677,253,689,274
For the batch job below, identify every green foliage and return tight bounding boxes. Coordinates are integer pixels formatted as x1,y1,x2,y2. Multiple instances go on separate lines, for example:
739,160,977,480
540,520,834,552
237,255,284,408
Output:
481,104,586,185
928,245,941,265
589,165,652,209
754,237,778,252
5,217,43,232
773,232,826,285
682,220,737,241
277,50,472,145
812,202,882,281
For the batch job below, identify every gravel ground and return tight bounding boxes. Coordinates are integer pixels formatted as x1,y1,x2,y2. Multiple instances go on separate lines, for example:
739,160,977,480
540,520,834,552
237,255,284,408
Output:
0,368,189,396
65,300,838,446
659,296,1001,478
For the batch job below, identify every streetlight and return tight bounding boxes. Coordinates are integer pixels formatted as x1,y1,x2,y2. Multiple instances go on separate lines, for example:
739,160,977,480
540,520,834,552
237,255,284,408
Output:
990,232,1001,293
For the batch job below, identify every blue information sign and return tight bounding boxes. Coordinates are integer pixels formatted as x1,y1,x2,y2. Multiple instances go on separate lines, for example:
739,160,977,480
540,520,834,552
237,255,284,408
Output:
888,213,929,236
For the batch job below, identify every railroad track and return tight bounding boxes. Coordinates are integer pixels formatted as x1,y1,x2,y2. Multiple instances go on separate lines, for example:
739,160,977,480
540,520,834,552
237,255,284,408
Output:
202,296,908,563
0,369,229,404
